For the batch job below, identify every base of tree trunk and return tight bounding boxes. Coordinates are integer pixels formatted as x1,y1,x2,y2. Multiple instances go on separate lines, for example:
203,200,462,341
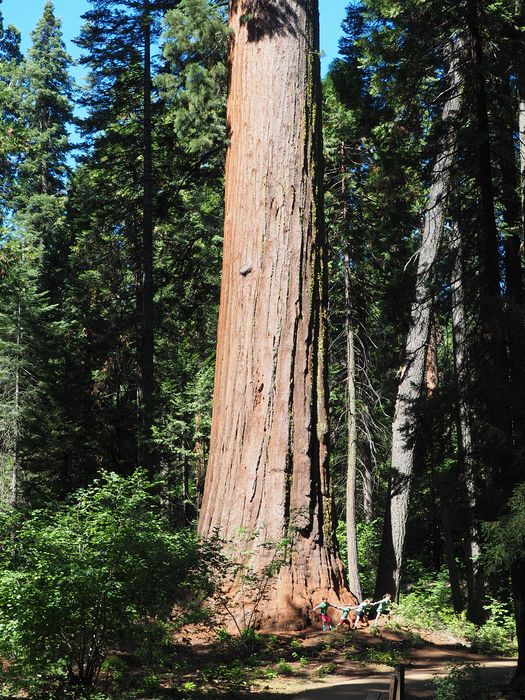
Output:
215,557,355,632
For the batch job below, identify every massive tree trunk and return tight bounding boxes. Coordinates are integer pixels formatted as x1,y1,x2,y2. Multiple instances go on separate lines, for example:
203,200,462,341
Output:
374,45,461,599
198,0,353,629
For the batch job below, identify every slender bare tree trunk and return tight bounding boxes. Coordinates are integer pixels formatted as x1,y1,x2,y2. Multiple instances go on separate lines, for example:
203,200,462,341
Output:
374,45,461,599
359,404,374,523
198,0,353,629
465,1,511,482
11,301,21,506
518,1,525,230
450,220,484,623
345,248,362,602
339,140,362,601
441,505,464,614
501,12,525,683
141,0,154,474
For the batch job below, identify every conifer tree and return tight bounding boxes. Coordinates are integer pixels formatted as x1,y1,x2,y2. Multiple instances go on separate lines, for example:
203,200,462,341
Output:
0,11,24,226
1,2,76,501
18,1,73,294
198,0,353,628
74,0,182,473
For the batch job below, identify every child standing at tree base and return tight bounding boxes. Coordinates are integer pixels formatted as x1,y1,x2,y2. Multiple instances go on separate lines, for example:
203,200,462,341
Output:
371,593,392,626
337,605,353,627
353,598,371,629
312,597,336,631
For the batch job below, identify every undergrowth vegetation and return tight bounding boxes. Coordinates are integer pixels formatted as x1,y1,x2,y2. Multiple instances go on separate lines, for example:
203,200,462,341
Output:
433,664,498,700
395,569,516,657
0,471,517,699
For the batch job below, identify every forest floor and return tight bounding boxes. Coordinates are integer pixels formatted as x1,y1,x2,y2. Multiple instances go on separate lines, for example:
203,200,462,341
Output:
169,620,518,699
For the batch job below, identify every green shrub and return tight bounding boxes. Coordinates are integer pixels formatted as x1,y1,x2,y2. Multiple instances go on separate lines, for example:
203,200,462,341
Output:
215,625,263,657
434,664,498,700
100,655,126,682
139,673,161,694
396,567,455,630
317,662,336,677
0,470,217,697
365,648,404,666
466,599,516,657
397,574,516,657
276,658,293,675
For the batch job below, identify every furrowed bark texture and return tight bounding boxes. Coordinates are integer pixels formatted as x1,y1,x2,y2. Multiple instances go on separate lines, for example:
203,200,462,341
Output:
374,47,461,600
198,0,352,629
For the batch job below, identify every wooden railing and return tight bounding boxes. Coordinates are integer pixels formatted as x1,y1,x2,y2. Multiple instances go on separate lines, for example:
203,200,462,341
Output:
364,664,405,700
389,665,405,700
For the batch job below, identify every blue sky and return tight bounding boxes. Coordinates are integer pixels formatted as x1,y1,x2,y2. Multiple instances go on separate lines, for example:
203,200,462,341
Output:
1,0,348,75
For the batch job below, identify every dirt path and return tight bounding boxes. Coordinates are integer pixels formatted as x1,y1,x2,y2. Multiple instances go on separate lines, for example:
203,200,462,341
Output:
291,658,516,699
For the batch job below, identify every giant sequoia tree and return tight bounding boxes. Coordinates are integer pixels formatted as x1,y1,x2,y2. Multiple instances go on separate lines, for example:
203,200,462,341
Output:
198,0,353,628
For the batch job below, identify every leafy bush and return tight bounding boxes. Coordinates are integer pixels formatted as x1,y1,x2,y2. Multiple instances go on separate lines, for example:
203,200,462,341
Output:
365,648,405,666
483,484,525,573
396,566,455,630
0,470,217,697
396,572,516,657
404,631,425,648
466,599,516,657
434,664,498,700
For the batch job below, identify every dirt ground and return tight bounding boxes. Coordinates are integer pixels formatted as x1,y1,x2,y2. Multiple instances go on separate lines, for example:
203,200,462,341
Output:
241,625,518,700
174,627,516,700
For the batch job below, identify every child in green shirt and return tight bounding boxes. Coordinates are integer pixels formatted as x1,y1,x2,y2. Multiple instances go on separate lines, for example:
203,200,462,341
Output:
312,597,336,630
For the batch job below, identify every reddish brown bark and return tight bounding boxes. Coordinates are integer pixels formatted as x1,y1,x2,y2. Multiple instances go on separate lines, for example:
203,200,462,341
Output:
198,0,353,629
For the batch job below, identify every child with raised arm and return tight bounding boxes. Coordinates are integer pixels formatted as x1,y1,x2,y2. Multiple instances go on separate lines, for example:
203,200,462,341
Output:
371,593,392,626
312,597,336,631
353,598,371,629
337,604,353,627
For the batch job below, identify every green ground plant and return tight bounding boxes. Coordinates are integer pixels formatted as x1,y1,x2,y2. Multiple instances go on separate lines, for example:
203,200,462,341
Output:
433,664,498,700
316,662,336,677
276,658,293,675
